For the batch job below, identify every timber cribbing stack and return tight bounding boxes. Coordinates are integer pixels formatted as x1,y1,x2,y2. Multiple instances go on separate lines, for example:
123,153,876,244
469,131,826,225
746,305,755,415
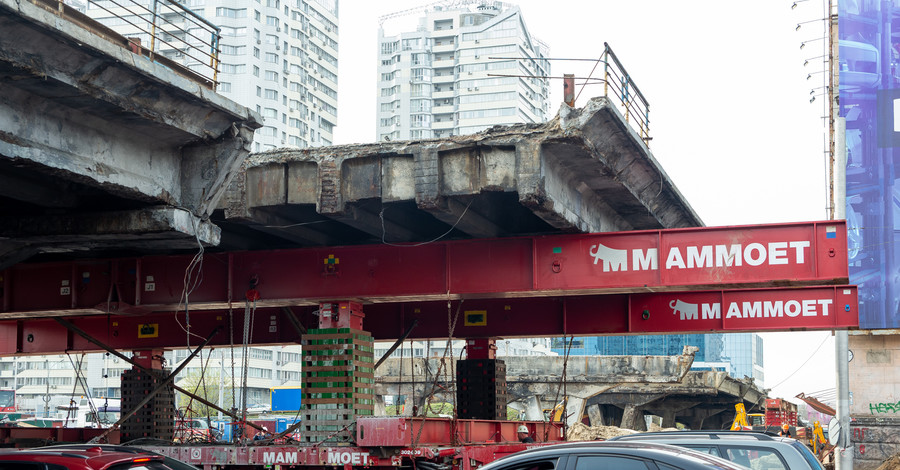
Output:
301,328,374,443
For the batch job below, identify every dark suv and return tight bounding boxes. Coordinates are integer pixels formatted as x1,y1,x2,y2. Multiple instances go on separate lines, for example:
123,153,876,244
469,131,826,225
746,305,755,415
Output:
479,440,749,470
608,431,824,470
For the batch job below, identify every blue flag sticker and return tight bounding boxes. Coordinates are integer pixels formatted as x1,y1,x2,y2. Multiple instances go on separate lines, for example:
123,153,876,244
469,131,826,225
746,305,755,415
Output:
826,226,837,239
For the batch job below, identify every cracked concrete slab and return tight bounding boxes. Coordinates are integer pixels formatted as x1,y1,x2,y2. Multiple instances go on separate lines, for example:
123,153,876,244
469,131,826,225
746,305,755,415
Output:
225,97,702,247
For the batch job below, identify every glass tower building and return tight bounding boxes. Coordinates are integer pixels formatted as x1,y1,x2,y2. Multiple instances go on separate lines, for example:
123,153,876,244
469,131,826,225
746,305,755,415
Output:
551,333,764,385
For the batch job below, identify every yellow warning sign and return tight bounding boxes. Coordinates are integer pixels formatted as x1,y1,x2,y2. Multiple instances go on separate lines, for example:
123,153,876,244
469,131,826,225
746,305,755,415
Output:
464,310,487,326
138,323,159,338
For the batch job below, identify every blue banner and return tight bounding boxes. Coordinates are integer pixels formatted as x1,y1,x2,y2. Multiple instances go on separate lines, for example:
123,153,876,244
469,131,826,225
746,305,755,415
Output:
841,2,900,328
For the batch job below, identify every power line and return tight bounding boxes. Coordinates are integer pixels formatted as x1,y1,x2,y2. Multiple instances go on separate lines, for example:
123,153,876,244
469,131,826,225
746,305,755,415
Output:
768,334,831,390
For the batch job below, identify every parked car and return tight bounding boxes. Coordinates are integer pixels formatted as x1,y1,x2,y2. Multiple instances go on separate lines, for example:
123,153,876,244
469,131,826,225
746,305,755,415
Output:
608,431,824,470
479,441,749,470
174,417,219,442
35,444,197,470
245,403,271,414
0,445,196,470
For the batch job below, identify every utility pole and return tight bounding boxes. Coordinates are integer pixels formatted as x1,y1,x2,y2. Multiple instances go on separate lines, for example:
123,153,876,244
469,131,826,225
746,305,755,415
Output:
827,0,852,467
43,359,50,418
218,348,224,422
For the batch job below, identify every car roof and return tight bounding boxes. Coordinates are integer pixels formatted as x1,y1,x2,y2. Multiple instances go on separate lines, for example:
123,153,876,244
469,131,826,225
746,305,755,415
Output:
481,441,746,470
608,430,795,444
36,444,198,470
0,447,165,468
606,431,821,469
610,430,781,440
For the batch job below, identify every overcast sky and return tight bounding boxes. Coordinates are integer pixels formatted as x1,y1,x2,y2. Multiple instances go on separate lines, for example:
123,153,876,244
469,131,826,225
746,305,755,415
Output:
333,0,835,402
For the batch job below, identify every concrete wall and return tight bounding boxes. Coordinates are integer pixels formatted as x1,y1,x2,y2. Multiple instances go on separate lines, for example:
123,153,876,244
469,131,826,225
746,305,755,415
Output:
849,334,900,469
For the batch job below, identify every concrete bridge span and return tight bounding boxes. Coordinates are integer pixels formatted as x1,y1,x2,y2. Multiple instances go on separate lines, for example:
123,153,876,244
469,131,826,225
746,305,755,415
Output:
374,353,765,431
0,0,260,269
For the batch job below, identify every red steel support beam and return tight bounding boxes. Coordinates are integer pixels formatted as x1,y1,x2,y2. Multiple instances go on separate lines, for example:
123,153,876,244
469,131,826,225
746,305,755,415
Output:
0,286,858,355
0,221,849,316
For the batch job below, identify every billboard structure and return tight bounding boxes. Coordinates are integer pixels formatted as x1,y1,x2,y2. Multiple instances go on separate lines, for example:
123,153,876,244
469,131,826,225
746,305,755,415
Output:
840,2,900,329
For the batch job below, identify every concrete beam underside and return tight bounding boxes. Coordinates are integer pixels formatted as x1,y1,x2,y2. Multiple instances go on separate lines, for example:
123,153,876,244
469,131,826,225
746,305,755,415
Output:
0,0,260,266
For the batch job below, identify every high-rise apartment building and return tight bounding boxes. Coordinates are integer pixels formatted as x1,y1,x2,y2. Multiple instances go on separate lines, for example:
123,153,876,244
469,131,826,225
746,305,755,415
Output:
377,1,550,141
551,333,765,385
81,0,339,150
0,346,303,416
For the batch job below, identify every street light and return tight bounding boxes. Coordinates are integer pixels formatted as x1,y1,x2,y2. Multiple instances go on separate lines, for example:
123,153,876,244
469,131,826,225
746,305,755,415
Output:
800,37,826,49
796,18,826,31
804,55,828,67
807,70,826,80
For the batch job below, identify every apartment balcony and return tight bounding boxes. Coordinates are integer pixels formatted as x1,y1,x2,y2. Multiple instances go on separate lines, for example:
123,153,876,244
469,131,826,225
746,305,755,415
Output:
431,119,455,130
433,56,456,66
433,90,455,100
432,43,456,54
432,74,455,84
432,104,456,114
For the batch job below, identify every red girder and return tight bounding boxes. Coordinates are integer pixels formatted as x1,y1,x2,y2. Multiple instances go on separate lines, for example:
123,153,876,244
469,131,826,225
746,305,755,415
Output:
0,286,858,355
0,221,855,354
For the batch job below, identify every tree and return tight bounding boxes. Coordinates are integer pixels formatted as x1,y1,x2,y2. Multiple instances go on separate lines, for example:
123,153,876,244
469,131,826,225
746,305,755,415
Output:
175,370,236,418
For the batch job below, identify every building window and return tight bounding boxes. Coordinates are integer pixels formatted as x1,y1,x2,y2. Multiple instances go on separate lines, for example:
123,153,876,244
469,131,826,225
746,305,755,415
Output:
266,16,279,27
217,82,231,92
265,70,278,81
410,99,431,112
265,53,278,63
221,63,246,74
264,89,278,100
215,7,246,18
380,41,398,55
411,114,432,128
220,27,247,37
221,45,246,55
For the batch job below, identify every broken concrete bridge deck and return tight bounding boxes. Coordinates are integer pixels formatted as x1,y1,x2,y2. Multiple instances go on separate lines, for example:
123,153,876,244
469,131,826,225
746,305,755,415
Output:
219,97,703,250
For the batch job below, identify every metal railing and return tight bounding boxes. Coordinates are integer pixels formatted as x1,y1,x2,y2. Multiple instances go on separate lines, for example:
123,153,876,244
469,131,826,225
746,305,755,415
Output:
46,0,221,87
599,42,651,143
485,43,652,145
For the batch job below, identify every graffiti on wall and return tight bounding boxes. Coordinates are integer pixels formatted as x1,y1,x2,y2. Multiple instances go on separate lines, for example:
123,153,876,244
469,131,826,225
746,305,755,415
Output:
869,402,900,413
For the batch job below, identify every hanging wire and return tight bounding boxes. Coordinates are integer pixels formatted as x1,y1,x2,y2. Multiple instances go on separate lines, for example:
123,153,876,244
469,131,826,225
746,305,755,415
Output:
767,334,831,390
175,214,207,346
412,298,463,448
239,297,257,438
381,198,475,247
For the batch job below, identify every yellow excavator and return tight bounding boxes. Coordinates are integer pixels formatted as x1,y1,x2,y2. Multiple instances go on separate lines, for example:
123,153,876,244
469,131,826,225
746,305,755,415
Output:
543,398,568,423
730,403,751,430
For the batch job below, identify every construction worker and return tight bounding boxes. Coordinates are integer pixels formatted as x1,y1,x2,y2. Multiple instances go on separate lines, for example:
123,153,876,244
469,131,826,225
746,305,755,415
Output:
779,423,792,437
517,424,534,443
